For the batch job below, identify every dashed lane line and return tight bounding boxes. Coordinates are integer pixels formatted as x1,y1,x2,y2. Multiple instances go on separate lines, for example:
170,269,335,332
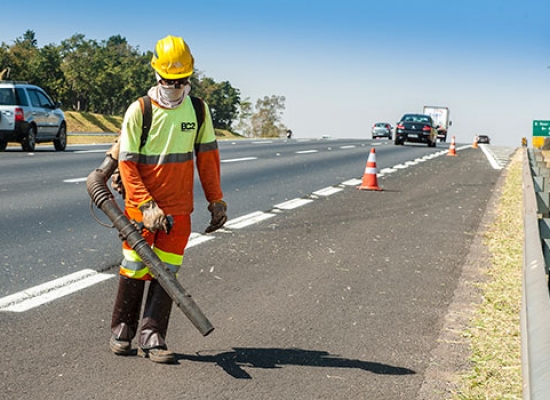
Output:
5,145,489,313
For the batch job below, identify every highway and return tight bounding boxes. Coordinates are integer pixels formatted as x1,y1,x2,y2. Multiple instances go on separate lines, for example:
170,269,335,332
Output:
0,138,514,399
0,138,451,297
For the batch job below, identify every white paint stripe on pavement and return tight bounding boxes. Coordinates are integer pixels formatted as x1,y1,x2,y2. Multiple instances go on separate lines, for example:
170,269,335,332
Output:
221,157,258,163
479,144,504,170
341,178,363,186
224,211,276,229
64,177,87,183
0,269,114,313
274,198,314,210
296,150,318,154
312,186,344,196
186,232,215,248
74,149,111,153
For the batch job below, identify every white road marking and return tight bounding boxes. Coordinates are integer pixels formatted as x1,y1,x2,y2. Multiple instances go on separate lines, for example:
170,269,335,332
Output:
479,144,504,170
0,269,114,313
186,232,215,248
312,186,344,196
341,178,363,186
223,211,276,229
74,149,110,153
296,150,319,154
221,157,258,163
64,177,87,183
274,198,314,210
20,143,458,313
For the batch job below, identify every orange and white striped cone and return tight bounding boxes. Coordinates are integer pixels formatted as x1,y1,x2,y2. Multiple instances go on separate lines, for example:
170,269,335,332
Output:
447,136,457,156
357,148,382,191
472,135,479,149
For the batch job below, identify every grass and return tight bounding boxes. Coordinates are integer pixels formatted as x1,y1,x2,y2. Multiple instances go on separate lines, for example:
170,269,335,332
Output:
452,150,523,399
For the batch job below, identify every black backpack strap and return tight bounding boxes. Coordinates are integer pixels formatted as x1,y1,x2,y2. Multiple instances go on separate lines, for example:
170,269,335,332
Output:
139,95,204,150
138,95,152,150
190,96,205,133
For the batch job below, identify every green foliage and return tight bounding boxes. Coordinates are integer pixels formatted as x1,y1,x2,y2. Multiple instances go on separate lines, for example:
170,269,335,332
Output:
0,30,284,132
251,95,287,138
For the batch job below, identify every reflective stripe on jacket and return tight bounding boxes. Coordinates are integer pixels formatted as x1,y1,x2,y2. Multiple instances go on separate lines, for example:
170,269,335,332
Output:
118,96,223,217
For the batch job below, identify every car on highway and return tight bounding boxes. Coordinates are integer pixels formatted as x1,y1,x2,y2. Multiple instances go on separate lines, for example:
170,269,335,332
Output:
0,80,67,152
394,113,437,147
371,122,392,139
477,135,491,144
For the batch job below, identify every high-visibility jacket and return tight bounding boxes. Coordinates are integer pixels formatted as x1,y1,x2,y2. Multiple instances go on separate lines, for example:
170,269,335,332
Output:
118,96,223,220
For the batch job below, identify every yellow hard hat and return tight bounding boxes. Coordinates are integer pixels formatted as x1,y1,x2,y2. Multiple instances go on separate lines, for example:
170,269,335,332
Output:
151,35,194,79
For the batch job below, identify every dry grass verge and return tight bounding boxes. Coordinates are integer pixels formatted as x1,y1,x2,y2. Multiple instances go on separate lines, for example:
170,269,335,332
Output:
452,151,523,399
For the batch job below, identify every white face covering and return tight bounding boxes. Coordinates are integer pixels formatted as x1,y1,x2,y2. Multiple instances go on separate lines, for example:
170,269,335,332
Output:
147,72,191,109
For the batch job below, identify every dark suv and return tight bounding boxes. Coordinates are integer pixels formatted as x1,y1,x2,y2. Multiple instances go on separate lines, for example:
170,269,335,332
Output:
0,81,67,151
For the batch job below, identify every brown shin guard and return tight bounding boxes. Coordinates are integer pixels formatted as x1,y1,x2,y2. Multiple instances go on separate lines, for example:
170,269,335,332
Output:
110,276,146,354
138,279,175,363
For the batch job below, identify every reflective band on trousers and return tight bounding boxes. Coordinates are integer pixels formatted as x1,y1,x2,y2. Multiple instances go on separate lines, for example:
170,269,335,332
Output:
121,247,183,279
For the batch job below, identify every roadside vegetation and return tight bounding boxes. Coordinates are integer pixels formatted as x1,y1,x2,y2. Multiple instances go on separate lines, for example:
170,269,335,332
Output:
452,151,522,399
1,30,288,138
64,111,241,145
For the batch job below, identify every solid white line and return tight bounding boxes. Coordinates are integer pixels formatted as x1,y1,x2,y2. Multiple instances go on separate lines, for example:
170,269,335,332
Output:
74,149,110,153
479,144,503,170
224,211,276,229
0,269,114,313
274,198,314,210
221,157,258,163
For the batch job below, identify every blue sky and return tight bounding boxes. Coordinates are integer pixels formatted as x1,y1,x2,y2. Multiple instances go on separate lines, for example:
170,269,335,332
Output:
2,0,550,147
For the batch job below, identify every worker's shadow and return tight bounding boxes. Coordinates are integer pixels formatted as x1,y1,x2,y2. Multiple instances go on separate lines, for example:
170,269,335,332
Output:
176,347,415,379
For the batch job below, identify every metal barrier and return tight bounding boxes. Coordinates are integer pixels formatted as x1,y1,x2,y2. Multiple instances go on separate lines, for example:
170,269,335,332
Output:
521,148,550,399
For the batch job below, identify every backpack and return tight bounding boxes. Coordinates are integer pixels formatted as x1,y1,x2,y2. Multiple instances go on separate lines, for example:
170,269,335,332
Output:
137,95,205,149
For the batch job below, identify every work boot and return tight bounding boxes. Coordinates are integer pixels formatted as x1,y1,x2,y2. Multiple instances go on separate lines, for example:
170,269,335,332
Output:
138,279,176,364
110,276,146,356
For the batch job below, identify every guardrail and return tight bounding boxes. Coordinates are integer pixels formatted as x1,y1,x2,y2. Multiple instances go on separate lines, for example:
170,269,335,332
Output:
521,148,550,399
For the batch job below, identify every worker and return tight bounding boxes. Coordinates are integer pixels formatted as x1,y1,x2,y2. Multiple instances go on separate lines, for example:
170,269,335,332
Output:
109,35,227,364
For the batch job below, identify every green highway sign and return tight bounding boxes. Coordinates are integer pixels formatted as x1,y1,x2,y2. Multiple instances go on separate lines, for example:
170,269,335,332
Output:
533,120,550,136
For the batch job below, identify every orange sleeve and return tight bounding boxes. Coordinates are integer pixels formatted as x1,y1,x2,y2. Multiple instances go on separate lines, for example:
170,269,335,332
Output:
196,147,223,203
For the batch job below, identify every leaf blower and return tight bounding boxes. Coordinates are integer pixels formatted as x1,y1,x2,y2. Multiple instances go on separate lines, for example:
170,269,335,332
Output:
86,145,214,336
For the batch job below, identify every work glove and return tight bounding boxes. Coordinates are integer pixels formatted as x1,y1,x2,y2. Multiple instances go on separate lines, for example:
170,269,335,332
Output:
110,168,125,198
139,200,169,233
205,200,227,233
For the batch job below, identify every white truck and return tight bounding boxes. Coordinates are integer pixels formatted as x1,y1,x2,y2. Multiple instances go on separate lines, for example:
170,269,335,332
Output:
423,106,451,142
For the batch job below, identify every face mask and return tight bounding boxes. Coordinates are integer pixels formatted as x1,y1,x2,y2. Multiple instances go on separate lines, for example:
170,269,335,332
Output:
150,72,191,108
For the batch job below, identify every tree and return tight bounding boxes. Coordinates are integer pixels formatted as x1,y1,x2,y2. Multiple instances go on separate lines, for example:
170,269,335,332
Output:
199,77,240,129
250,95,287,138
59,34,99,111
0,31,288,133
5,30,41,83
233,97,253,137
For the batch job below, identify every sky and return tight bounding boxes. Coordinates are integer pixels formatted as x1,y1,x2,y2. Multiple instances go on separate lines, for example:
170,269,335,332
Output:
2,0,550,148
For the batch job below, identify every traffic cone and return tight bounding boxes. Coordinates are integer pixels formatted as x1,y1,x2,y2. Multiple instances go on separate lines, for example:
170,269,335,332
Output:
447,136,457,156
357,148,382,191
472,135,479,149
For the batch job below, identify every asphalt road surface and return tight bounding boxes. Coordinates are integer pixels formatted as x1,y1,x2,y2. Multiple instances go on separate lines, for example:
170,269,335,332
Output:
1,145,512,399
